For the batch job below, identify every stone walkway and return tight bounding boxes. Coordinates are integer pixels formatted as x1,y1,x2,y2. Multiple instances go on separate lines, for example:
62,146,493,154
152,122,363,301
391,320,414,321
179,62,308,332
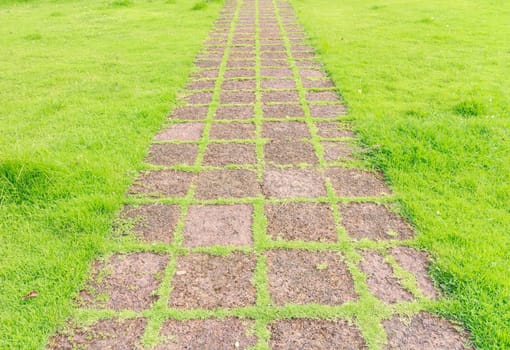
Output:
48,0,472,349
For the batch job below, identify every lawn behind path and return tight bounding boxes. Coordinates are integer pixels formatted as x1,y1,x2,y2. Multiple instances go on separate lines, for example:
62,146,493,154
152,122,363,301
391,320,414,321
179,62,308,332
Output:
0,0,222,348
289,0,510,348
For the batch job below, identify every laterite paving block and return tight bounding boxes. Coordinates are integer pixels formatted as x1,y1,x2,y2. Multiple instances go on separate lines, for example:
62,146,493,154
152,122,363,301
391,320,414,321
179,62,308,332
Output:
262,121,310,140
119,204,180,243
315,122,356,138
326,168,391,197
220,90,256,104
203,143,257,166
222,78,256,90
209,122,256,140
263,103,305,118
263,168,326,198
195,169,260,199
170,106,208,120
147,144,198,166
264,140,318,165
128,170,194,198
309,104,347,118
214,105,254,119
154,123,204,141
262,90,300,103
322,141,355,162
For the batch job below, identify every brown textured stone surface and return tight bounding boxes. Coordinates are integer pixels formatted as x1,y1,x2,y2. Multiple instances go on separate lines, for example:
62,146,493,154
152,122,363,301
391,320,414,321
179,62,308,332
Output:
265,140,318,165
262,121,310,139
215,105,254,119
119,204,179,243
146,143,198,166
129,170,194,198
203,143,256,166
195,170,260,199
209,123,256,140
326,168,391,197
155,123,204,141
263,168,326,198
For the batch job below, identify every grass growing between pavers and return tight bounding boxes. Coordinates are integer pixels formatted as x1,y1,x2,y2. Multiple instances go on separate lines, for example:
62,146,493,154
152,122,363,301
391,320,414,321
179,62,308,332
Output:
0,0,222,347
289,0,510,348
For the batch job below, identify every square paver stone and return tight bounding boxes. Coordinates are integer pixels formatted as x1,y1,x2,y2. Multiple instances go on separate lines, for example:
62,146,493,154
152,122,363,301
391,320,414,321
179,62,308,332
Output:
169,252,256,309
340,203,414,240
119,204,179,243
154,123,204,141
265,140,318,165
326,168,391,197
261,79,296,89
265,202,337,242
147,144,198,166
306,90,341,102
79,253,168,311
222,79,256,90
359,250,413,303
129,170,194,198
215,105,254,119
265,250,357,305
183,204,253,247
170,106,208,120
203,143,257,166
383,312,472,350
220,90,256,104
156,318,256,350
269,319,367,350
47,318,146,350
209,123,256,140
263,169,326,198
262,121,310,140
263,104,305,118
195,170,260,199
186,79,216,90
262,90,300,103
309,104,347,118
323,141,355,162
184,91,213,105
315,122,356,138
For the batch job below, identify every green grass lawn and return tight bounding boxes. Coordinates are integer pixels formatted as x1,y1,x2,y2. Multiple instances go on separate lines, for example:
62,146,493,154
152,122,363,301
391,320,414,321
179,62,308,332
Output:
0,0,222,348
289,0,510,348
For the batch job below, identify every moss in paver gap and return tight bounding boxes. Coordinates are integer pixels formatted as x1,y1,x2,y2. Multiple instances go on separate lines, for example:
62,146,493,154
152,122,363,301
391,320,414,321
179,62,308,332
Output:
49,0,472,349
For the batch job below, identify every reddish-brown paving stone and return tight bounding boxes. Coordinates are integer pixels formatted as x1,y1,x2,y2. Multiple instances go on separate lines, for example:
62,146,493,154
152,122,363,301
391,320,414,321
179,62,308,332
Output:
79,253,167,311
224,69,256,78
156,318,256,350
170,106,208,120
261,78,296,89
265,250,357,305
316,122,356,138
261,44,286,51
227,59,256,68
119,204,179,243
307,90,341,102
261,68,293,78
190,69,219,79
390,246,438,299
359,250,413,303
340,203,414,240
220,90,256,104
269,319,368,350
383,312,472,350
169,252,256,309
262,121,310,139
183,204,253,247
203,143,256,166
262,90,299,103
231,39,255,45
185,79,216,90
323,141,355,161
302,78,334,88
293,51,316,59
209,123,256,140
326,168,391,197
265,140,318,165
146,144,198,166
263,168,326,198
128,170,194,198
265,202,337,242
229,52,256,60
215,105,254,119
262,59,289,67
195,59,222,68
222,78,256,90
292,44,315,51
195,170,260,199
309,104,347,118
263,104,304,118
183,91,213,105
295,59,323,69
299,69,327,79
47,318,146,350
154,123,204,141
261,52,288,60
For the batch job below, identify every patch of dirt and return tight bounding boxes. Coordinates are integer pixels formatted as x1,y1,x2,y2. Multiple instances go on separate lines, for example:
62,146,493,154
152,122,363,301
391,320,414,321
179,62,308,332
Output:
269,319,367,350
323,141,354,161
383,312,472,350
325,168,391,197
224,69,256,78
215,105,254,119
263,104,305,118
203,143,256,166
156,318,256,350
183,204,253,247
169,252,256,309
261,79,296,89
195,170,260,199
220,90,256,104
185,79,216,90
299,69,327,79
262,90,300,103
261,68,293,78
263,168,326,198
170,106,208,120
390,246,438,299
307,91,340,102
265,250,357,305
184,91,213,105
147,144,198,166
264,140,318,165
79,253,168,311
309,104,347,118
262,121,310,139
265,203,337,242
340,203,414,240
155,123,204,141
222,79,256,90
190,69,219,79
128,170,194,198
119,204,179,243
315,122,356,138
47,318,146,350
261,59,290,67
209,123,256,140
359,250,413,303
302,78,334,88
